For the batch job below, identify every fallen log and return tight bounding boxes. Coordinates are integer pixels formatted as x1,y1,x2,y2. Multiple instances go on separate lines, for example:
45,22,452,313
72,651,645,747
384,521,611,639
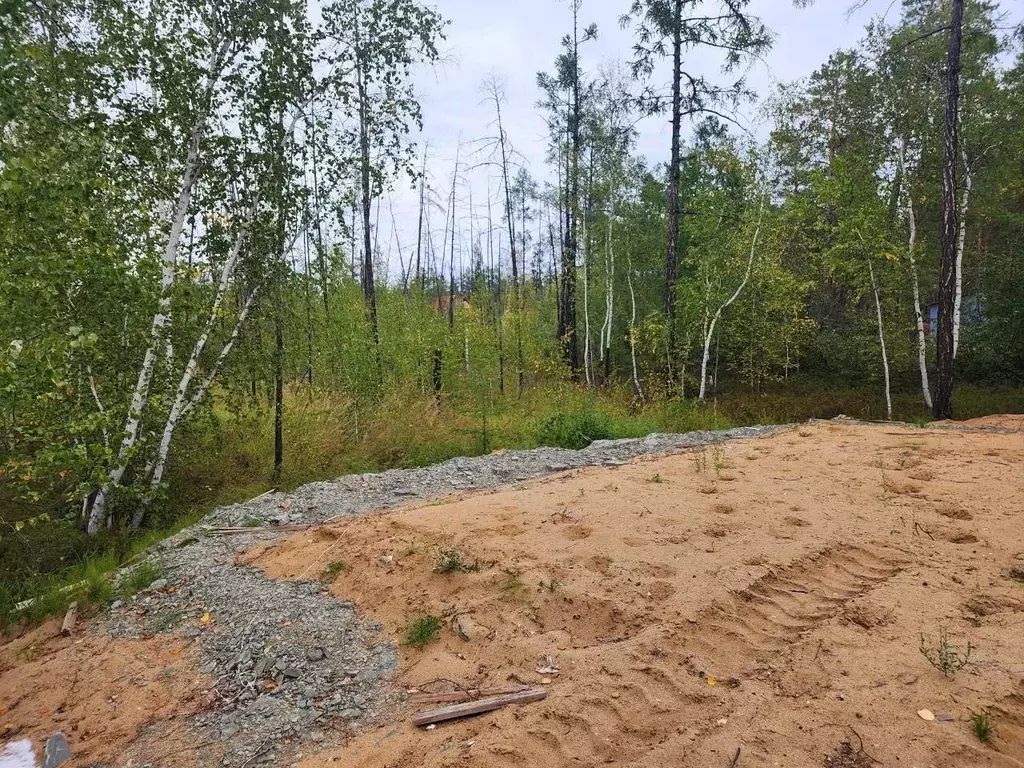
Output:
408,685,529,705
412,687,547,727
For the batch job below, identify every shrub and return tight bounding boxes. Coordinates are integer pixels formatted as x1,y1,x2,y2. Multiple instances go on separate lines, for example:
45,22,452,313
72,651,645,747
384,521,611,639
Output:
537,411,612,450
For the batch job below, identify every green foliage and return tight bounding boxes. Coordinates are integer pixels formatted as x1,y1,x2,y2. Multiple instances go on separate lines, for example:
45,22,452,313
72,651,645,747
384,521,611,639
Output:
401,614,442,648
537,410,612,449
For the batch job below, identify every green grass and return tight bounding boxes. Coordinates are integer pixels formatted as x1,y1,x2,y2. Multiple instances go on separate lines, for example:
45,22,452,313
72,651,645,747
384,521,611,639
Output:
970,711,994,744
3,379,1021,632
401,614,442,648
119,560,163,598
321,560,349,580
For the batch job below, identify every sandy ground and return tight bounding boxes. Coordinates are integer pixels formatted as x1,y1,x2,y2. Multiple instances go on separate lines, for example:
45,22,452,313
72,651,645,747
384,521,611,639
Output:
254,419,1024,768
0,622,208,766
2,417,1023,767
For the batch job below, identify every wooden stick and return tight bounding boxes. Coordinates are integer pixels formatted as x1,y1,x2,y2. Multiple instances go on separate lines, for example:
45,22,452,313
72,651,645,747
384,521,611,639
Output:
61,601,78,635
409,686,528,705
412,688,547,727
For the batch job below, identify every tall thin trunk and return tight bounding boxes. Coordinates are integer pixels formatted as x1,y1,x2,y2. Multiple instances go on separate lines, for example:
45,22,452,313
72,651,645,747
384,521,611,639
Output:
699,197,764,400
933,0,964,420
582,201,592,387
898,139,932,409
416,143,428,292
868,259,893,421
602,205,614,383
488,180,504,393
664,0,683,390
309,96,330,316
492,88,524,397
627,244,643,402
953,146,972,359
355,38,379,348
302,224,314,386
273,296,284,481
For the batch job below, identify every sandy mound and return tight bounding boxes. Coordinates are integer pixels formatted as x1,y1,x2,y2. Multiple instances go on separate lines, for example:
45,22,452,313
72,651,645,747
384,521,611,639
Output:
250,422,1024,768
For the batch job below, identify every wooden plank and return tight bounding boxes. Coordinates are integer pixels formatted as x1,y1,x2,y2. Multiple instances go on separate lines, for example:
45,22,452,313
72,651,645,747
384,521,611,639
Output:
61,601,78,635
408,686,528,705
412,688,547,727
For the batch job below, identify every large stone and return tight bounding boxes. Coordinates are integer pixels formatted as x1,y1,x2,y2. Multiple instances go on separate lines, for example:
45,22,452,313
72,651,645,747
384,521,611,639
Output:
43,732,70,768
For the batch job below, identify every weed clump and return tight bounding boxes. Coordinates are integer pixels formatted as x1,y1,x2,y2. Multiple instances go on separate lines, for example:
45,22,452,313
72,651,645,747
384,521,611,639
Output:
970,711,993,744
402,615,441,648
435,547,479,574
321,560,349,581
537,411,612,450
920,626,974,679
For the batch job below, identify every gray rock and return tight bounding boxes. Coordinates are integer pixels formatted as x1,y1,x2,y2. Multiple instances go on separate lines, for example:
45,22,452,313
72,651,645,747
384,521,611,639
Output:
147,578,169,591
42,732,70,768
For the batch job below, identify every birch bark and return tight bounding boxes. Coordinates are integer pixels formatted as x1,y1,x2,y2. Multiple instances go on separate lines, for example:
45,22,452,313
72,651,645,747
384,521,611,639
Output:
698,197,764,400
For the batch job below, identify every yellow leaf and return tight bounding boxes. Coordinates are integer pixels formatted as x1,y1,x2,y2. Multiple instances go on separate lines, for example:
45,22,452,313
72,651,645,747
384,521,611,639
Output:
707,676,717,687
200,612,211,624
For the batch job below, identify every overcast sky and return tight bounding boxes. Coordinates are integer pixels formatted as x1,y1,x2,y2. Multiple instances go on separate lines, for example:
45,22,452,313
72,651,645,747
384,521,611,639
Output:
368,0,1017,279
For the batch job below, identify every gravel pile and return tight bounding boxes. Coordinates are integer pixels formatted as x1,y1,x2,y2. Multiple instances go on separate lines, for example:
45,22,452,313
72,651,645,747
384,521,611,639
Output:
103,424,786,767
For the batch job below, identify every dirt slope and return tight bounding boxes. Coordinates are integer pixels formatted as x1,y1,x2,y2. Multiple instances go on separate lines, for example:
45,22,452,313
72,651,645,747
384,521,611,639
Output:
252,421,1024,767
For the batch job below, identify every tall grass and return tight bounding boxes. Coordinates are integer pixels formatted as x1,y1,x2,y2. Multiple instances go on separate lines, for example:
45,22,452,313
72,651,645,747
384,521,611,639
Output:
3,379,1020,631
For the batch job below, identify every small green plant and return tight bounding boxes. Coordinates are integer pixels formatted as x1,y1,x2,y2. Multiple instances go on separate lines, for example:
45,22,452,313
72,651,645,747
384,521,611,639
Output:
401,615,442,648
242,516,263,528
970,711,993,744
693,451,708,473
712,446,726,473
120,561,163,599
434,547,479,574
646,473,665,484
540,578,561,592
321,560,349,580
500,573,527,596
920,626,974,679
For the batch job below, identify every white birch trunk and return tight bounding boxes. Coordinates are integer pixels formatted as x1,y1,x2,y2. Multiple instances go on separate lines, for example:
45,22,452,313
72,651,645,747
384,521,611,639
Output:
87,119,206,534
953,147,972,359
627,254,643,401
581,211,592,387
86,44,228,534
698,197,764,400
139,288,257,525
898,142,932,409
868,259,893,421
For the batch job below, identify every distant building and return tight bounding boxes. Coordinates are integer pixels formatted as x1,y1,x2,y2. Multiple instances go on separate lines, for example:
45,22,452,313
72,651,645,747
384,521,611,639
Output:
924,296,983,337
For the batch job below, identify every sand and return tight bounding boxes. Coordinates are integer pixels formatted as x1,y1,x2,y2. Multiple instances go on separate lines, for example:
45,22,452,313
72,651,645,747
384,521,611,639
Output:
255,421,1024,767
3,419,1023,767
0,622,208,766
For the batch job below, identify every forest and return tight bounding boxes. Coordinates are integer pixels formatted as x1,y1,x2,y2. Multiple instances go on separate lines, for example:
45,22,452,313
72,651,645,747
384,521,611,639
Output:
1,0,1022,603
